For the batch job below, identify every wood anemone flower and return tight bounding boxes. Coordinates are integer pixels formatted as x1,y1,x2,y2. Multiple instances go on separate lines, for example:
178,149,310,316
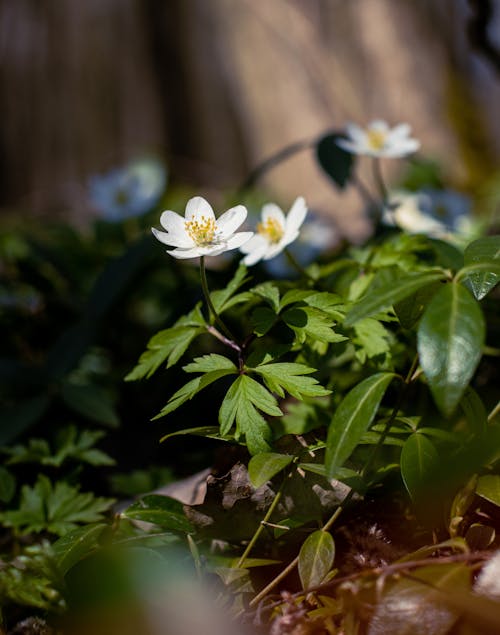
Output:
336,120,420,158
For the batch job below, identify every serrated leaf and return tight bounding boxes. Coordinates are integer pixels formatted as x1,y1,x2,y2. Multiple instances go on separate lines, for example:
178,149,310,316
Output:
248,453,294,488
476,475,500,507
60,382,119,427
368,563,470,635
315,132,356,188
417,283,485,416
352,318,391,362
279,289,315,309
460,386,488,435
463,235,500,300
400,433,439,502
344,270,445,327
125,305,205,381
183,354,237,374
52,524,107,575
160,426,236,444
283,306,346,343
154,366,236,419
252,283,280,312
219,375,279,454
253,362,331,399
251,306,277,336
325,373,396,477
210,263,250,313
298,530,335,590
122,494,193,533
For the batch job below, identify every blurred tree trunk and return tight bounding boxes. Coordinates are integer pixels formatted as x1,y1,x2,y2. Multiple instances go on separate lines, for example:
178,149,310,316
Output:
0,0,498,235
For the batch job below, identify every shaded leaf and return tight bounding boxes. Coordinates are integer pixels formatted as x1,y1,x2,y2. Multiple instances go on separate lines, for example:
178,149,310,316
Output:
52,524,107,576
0,466,16,503
325,373,396,477
298,530,335,590
460,386,488,435
400,433,439,502
248,453,294,488
122,495,193,533
417,283,485,416
476,475,500,507
283,306,346,343
61,382,119,428
315,132,356,189
0,394,51,445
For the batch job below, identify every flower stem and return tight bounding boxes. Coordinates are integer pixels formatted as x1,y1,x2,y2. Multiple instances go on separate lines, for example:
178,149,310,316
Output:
284,248,315,282
372,157,388,202
199,256,238,343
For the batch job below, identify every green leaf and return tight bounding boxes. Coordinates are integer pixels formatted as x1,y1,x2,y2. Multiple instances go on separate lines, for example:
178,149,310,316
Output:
252,283,281,312
253,362,331,399
344,270,445,326
463,235,500,300
298,530,335,591
248,453,294,488
279,289,316,309
61,382,119,427
400,433,439,502
52,523,107,575
0,475,114,536
160,426,236,444
154,365,236,419
210,263,250,313
417,283,485,416
460,386,488,435
283,306,346,343
394,281,442,329
219,375,280,454
183,354,237,374
352,318,391,362
368,563,470,635
0,466,16,503
0,394,51,445
251,306,277,336
325,373,396,477
122,494,193,533
315,132,356,189
476,475,500,507
125,304,205,381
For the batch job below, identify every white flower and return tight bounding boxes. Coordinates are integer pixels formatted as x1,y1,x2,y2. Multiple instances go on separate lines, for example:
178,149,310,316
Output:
336,120,420,158
152,196,253,259
240,197,308,266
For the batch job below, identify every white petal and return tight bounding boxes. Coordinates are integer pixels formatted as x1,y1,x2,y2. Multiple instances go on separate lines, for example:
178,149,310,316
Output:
158,210,193,247
336,138,363,154
345,122,366,143
185,196,215,222
216,205,247,238
242,241,270,266
240,233,268,254
152,227,194,249
262,203,286,227
263,241,286,260
387,123,411,142
369,119,389,133
382,139,420,158
225,231,254,250
166,246,203,259
281,228,300,249
285,197,307,235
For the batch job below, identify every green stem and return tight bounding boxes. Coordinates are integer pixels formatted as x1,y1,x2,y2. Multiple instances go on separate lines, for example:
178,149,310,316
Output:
488,398,500,423
284,248,314,281
372,157,388,202
199,256,238,343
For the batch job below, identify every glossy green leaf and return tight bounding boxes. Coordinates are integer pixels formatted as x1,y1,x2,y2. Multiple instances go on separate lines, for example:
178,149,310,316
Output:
417,282,485,416
248,453,294,488
368,563,470,635
400,433,439,502
476,475,500,507
463,235,500,300
460,386,488,435
52,523,107,575
344,270,445,326
325,373,396,477
298,530,335,590
394,281,442,329
122,495,193,533
315,132,356,189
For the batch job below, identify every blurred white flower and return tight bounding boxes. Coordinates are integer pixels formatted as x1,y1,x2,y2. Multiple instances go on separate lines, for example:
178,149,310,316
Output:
240,197,308,266
383,188,473,238
336,120,420,158
152,196,253,259
89,158,167,221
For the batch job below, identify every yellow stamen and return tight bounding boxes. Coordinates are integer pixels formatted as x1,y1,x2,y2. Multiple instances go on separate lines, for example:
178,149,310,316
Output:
367,129,386,151
185,215,217,245
257,217,284,244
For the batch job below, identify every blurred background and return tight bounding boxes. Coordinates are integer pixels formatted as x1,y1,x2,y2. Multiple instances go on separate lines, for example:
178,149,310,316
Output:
1,0,500,238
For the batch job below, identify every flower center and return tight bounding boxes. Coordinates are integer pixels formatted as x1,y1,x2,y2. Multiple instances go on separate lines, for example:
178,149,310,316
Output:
185,215,217,245
367,129,387,151
257,217,284,244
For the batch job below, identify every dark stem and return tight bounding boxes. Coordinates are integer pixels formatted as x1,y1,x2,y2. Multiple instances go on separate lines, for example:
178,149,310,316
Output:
372,157,388,202
199,256,238,343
